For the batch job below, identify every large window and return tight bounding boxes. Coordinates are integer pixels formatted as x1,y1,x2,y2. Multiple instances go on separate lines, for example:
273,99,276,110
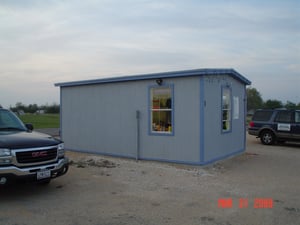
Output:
150,86,173,134
222,86,232,132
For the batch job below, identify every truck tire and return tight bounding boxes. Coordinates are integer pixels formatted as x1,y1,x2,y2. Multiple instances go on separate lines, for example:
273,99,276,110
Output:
260,130,275,145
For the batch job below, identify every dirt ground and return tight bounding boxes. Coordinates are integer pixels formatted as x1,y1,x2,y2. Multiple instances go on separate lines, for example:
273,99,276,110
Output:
1,135,300,225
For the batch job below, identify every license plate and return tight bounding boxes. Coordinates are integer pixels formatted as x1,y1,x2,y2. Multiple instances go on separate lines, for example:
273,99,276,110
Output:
37,170,51,180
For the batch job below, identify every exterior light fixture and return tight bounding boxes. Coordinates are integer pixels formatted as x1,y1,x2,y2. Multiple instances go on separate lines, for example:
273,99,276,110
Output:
156,78,163,85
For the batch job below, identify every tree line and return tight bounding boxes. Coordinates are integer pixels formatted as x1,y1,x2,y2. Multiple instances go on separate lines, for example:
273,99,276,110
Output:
9,102,60,114
247,87,300,111
5,88,300,114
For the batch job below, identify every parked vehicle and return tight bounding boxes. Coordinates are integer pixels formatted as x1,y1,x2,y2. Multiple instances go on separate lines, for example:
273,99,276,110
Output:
248,109,300,145
0,107,68,185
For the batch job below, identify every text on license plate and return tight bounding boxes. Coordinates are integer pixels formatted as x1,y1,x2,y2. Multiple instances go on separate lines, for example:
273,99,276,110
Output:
37,170,51,180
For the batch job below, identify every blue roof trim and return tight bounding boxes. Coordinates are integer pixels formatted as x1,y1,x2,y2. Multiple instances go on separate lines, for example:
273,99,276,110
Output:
54,68,251,87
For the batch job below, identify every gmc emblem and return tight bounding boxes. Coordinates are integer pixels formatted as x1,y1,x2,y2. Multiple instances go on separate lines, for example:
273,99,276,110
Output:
32,151,48,158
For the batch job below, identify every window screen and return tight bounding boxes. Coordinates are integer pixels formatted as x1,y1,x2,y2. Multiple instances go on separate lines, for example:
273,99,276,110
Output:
222,87,231,132
150,86,173,134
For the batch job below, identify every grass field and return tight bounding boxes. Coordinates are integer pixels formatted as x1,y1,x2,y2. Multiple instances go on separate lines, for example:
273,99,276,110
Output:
19,114,60,129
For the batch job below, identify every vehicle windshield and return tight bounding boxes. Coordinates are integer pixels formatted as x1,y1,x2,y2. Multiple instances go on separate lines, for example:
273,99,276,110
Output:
0,109,26,131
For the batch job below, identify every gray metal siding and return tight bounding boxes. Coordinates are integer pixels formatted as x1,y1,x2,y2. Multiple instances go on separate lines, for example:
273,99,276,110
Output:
61,77,201,163
203,75,246,162
61,82,146,157
140,77,200,163
60,73,247,165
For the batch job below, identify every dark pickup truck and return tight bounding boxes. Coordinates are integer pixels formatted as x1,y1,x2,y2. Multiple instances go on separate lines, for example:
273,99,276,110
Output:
248,109,300,145
0,107,69,185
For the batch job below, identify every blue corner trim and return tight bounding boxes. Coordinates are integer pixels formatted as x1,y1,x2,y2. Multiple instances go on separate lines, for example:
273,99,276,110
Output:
59,87,63,140
243,86,247,151
67,146,246,166
67,148,137,160
199,77,205,163
139,156,202,166
199,147,245,165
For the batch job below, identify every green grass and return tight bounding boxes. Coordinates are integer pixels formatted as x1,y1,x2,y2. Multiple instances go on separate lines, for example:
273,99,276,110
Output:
19,114,60,129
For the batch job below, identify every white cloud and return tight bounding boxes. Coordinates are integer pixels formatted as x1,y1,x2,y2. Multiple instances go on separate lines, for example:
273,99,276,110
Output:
0,0,299,108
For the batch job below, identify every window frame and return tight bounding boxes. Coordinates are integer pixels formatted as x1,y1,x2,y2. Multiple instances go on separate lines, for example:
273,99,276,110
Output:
148,84,174,136
221,85,232,133
274,111,293,123
295,111,300,123
252,110,273,122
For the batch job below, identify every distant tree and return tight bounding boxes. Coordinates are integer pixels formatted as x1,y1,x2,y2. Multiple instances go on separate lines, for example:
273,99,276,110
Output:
10,102,60,114
41,103,60,114
246,87,263,111
263,99,283,109
285,101,297,110
10,102,26,112
27,104,39,113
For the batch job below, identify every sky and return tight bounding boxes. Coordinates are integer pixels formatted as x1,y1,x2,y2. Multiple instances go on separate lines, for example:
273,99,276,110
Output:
0,0,299,108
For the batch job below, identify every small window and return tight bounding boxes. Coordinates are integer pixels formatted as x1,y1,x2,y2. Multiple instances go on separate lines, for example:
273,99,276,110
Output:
150,86,173,134
295,112,300,123
222,87,231,132
274,111,293,123
252,111,273,121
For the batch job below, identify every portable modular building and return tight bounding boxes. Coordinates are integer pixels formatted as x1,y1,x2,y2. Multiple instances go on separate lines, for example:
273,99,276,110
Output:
55,68,251,165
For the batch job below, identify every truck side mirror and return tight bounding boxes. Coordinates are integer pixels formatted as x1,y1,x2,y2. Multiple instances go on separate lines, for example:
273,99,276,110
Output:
25,123,34,131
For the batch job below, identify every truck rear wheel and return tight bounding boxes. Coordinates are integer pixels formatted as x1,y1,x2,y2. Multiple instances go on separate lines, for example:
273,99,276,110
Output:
260,130,275,145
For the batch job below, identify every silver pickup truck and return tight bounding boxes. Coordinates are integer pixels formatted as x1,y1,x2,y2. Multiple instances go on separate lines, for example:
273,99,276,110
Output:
0,107,69,185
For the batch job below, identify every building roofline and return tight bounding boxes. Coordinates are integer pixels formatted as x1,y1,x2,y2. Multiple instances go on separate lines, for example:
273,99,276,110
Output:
54,68,251,87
